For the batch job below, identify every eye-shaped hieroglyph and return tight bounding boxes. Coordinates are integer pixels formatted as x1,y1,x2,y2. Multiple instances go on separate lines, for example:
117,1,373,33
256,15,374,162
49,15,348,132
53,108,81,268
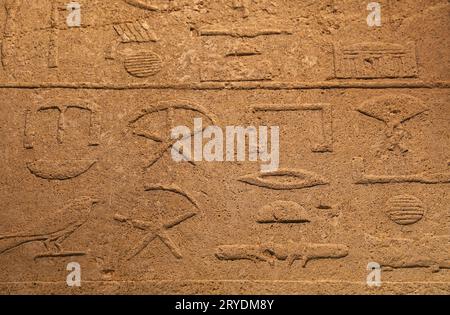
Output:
238,169,329,190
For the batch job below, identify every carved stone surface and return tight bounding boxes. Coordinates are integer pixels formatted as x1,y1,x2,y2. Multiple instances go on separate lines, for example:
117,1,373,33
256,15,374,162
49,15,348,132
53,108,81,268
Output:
0,0,449,295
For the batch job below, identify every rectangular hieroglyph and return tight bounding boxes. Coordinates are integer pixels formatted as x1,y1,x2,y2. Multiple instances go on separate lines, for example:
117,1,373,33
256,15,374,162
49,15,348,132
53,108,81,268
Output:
333,42,418,79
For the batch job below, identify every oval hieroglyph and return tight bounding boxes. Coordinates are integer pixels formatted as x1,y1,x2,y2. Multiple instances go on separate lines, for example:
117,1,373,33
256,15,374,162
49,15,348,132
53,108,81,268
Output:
385,194,425,225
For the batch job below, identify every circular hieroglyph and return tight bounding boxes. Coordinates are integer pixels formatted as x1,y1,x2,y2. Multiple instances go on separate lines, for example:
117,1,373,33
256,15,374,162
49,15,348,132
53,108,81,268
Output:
385,194,425,225
124,51,163,78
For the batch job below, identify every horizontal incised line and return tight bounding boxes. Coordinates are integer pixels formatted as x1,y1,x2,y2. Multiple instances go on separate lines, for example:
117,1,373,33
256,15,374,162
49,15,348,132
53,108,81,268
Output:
0,81,449,90
0,280,449,285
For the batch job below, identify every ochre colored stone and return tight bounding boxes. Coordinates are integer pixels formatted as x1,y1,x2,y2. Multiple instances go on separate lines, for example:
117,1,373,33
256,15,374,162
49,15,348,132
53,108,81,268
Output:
0,0,449,294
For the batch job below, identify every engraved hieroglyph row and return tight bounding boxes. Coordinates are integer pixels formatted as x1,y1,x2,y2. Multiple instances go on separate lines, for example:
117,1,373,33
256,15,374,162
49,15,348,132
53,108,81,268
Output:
0,87,448,294
1,0,449,84
17,92,450,188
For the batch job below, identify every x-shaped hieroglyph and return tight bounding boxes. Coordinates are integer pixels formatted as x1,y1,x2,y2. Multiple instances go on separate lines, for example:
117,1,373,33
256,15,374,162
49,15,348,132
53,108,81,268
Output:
114,184,199,260
114,211,196,260
128,101,217,170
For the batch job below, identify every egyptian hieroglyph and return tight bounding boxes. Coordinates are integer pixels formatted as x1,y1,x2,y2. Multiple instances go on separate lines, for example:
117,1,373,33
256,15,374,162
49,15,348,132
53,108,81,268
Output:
0,0,449,295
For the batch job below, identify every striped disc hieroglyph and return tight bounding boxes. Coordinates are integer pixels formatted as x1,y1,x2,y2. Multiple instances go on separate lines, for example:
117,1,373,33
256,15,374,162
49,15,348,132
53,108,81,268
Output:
385,194,425,225
124,51,162,78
